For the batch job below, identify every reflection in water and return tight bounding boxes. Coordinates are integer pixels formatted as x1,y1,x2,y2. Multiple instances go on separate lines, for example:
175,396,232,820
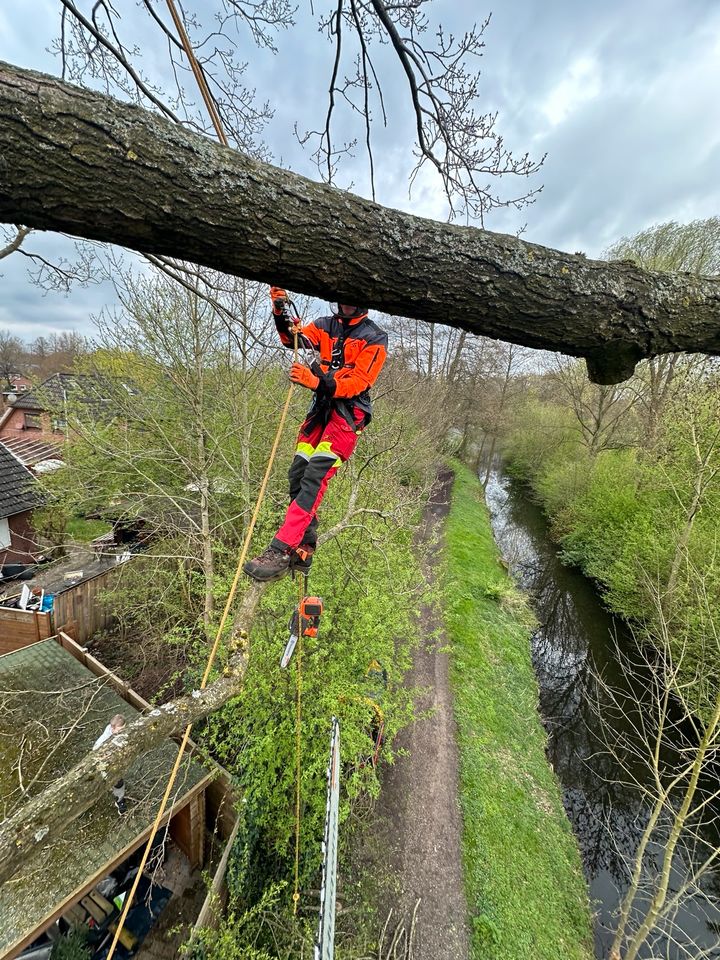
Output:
484,469,720,959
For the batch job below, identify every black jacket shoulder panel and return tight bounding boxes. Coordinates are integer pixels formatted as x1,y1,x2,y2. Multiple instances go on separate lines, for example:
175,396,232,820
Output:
354,316,388,346
312,313,386,346
311,314,334,334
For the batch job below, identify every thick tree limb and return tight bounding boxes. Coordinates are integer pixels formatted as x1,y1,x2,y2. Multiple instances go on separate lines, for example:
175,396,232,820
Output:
0,581,265,884
2,60,720,382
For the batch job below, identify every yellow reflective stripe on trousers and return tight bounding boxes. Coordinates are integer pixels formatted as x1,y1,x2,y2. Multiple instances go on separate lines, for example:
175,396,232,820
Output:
311,440,341,467
295,441,315,460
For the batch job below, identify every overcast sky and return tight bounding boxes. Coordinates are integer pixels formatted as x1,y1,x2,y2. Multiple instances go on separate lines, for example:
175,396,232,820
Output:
2,0,719,342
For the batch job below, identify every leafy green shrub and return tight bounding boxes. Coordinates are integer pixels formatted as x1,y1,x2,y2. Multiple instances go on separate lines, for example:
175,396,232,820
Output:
202,520,421,895
182,882,290,959
504,382,720,691
50,928,91,960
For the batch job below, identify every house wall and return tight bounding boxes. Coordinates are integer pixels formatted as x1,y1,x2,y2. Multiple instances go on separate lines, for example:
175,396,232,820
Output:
170,791,206,870
0,408,63,444
0,510,42,565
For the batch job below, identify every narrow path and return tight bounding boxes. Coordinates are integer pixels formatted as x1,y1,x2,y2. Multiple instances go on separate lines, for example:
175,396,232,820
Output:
369,468,470,960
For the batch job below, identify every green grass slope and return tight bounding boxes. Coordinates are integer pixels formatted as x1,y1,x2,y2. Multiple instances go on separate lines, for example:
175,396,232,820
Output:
445,463,594,960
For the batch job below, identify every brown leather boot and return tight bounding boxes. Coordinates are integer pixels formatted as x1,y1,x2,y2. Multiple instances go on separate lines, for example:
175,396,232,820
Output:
243,544,292,582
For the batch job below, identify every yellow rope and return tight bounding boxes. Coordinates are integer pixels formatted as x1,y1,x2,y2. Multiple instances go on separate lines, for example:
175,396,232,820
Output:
104,9,302,955
106,331,297,960
164,0,228,147
292,574,305,915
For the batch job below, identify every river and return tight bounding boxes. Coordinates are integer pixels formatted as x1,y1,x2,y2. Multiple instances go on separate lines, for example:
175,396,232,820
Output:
484,467,720,960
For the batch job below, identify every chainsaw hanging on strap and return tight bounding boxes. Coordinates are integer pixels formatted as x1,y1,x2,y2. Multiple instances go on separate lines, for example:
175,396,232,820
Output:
281,595,324,669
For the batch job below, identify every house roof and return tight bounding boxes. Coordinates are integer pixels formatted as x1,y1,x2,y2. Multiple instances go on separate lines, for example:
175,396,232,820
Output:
0,440,42,519
2,375,33,394
0,436,63,470
0,638,211,957
9,372,136,418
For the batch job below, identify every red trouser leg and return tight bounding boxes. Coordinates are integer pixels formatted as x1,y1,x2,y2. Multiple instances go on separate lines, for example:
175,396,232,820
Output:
273,409,363,550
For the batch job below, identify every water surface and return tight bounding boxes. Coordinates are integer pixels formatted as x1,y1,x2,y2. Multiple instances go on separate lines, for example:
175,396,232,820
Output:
484,468,720,959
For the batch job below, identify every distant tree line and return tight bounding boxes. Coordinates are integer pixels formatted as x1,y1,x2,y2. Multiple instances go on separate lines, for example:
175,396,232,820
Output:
0,329,89,385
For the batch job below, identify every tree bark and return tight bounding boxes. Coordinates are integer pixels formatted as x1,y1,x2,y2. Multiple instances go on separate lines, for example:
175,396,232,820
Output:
0,581,265,883
2,61,720,384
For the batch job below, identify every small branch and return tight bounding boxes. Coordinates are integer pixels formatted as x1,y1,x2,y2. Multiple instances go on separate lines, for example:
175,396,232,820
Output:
59,0,181,122
0,224,31,260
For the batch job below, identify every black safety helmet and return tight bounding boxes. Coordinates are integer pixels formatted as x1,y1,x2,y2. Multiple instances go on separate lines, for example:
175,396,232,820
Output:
333,303,368,321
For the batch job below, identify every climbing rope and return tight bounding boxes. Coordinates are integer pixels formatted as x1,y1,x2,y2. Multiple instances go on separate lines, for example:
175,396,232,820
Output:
104,6,300,954
163,0,228,147
105,332,298,959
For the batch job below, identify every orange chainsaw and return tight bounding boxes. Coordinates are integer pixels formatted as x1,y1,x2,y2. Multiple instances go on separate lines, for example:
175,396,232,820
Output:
281,596,324,669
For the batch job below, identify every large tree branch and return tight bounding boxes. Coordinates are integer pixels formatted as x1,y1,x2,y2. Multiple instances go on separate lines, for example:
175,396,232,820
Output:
0,582,265,884
2,60,720,383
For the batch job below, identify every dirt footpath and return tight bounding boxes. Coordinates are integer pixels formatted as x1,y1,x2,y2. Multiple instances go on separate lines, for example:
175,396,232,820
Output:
366,468,470,960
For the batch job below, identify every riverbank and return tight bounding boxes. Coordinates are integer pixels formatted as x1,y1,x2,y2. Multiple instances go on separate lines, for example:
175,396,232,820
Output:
342,468,470,960
445,463,594,960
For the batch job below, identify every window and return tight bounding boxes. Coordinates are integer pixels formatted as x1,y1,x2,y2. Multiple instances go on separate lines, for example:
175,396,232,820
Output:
23,413,41,430
0,517,10,550
52,417,68,433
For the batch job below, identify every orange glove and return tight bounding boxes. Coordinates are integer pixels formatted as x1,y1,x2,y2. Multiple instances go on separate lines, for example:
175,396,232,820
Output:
269,285,288,315
289,363,320,391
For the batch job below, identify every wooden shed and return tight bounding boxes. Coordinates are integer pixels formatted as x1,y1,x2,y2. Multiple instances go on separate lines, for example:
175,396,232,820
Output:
0,633,237,960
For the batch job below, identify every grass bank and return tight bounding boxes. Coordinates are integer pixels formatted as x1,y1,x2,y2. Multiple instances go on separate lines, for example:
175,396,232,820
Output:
445,462,594,960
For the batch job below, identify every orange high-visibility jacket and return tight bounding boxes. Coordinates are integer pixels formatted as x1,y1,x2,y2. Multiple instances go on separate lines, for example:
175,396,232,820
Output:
275,308,388,422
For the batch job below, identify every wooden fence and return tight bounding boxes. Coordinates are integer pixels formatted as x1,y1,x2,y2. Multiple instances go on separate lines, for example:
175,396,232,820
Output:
0,608,53,655
0,559,132,655
53,560,131,644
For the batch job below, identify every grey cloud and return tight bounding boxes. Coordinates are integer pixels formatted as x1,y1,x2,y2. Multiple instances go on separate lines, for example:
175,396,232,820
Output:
0,230,118,340
2,0,720,341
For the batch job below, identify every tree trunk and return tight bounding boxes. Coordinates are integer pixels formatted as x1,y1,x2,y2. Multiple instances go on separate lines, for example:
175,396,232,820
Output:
482,434,497,486
0,581,265,883
3,61,720,384
448,330,468,382
199,458,214,628
191,299,215,630
588,386,614,455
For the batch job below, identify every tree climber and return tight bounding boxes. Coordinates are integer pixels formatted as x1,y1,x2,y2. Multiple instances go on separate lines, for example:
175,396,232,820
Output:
244,287,388,582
